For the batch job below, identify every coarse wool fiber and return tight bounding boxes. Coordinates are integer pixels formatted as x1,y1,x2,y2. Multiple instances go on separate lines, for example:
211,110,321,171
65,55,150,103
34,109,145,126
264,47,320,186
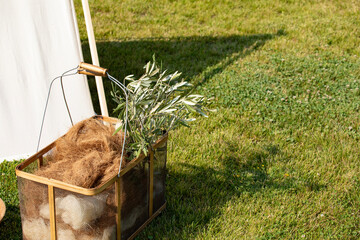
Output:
22,218,50,240
23,217,115,240
35,118,126,188
57,228,76,240
78,225,116,240
39,194,107,230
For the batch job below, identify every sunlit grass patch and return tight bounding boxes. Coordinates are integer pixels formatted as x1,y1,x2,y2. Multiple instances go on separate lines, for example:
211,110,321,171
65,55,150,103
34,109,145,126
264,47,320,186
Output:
1,0,360,239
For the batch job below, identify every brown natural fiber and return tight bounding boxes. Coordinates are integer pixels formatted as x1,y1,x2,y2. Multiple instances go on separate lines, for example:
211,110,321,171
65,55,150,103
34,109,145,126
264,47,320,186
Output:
35,118,126,188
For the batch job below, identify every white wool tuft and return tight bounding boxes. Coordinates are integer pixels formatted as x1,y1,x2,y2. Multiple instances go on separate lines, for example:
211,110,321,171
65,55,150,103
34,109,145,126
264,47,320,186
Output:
25,194,109,239
39,198,63,220
101,225,116,240
57,194,107,230
39,203,50,219
79,234,102,240
57,228,76,240
39,194,106,231
78,225,116,240
22,218,50,240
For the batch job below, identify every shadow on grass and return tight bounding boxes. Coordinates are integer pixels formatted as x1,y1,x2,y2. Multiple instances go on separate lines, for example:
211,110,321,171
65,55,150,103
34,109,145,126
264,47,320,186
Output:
0,204,22,240
137,143,326,239
82,31,285,114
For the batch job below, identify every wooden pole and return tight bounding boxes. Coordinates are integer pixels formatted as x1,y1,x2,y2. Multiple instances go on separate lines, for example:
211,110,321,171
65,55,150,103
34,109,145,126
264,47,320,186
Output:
81,0,109,117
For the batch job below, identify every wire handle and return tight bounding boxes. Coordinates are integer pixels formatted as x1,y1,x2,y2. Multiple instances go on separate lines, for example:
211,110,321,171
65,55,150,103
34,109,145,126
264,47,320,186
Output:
78,63,129,177
78,62,108,77
37,63,129,179
77,63,129,177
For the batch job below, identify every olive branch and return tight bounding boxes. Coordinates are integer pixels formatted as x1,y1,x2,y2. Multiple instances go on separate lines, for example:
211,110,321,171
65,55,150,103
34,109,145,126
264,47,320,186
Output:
111,58,209,159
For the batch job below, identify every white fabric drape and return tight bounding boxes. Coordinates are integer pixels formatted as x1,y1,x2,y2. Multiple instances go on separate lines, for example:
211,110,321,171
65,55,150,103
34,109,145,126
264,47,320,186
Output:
0,0,94,161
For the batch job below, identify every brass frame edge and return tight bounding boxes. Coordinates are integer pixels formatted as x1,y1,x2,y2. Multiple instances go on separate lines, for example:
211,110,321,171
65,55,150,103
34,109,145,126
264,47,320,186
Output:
128,203,167,240
15,128,168,196
48,185,57,240
149,150,154,217
115,177,122,240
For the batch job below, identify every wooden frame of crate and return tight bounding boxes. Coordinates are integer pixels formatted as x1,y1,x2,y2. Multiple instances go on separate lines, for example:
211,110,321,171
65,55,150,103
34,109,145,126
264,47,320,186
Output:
16,115,168,240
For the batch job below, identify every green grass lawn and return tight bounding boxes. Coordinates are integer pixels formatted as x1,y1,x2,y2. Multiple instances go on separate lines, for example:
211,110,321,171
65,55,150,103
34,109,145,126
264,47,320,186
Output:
1,0,360,239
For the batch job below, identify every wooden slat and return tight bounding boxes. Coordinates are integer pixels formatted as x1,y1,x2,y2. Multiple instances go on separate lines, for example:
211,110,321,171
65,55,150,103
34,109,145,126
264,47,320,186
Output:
115,177,122,240
152,134,168,149
149,150,154,217
16,142,55,171
37,155,43,169
119,154,145,177
15,170,116,196
48,185,57,240
128,203,166,240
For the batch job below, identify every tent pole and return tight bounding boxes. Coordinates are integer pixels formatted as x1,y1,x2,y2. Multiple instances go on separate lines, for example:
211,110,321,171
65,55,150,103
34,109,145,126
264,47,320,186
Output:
81,0,109,117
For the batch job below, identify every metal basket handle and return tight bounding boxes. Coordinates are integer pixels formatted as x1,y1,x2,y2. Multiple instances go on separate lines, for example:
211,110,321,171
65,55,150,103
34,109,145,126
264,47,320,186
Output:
79,63,129,177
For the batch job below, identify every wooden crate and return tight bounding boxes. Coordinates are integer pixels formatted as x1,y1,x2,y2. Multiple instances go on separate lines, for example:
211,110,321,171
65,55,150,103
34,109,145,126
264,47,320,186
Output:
16,116,167,240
